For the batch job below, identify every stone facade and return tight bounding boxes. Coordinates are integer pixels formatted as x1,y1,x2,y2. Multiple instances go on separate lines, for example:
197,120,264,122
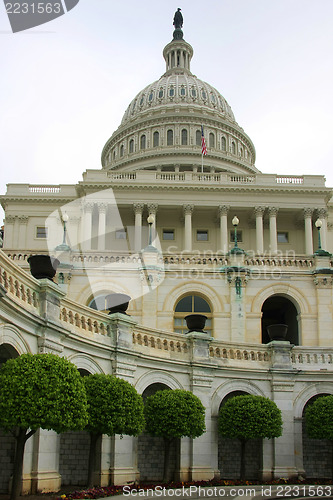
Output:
1,17,333,494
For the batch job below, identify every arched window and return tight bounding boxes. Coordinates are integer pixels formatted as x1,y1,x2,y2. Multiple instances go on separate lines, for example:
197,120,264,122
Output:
174,294,212,335
231,141,236,155
196,129,201,146
221,136,226,151
167,129,173,146
181,129,188,146
240,147,243,157
120,145,124,157
129,139,134,153
153,131,159,147
209,133,215,148
140,134,146,150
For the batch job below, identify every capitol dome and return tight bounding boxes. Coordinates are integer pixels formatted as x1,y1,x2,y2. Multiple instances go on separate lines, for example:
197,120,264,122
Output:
101,24,259,176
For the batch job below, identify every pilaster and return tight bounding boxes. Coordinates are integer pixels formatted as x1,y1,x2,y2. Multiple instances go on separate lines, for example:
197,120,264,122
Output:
269,341,298,479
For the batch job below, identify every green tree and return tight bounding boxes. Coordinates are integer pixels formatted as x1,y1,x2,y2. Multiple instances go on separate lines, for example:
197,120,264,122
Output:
144,389,206,483
83,374,145,486
305,395,333,478
0,353,88,500
218,394,282,480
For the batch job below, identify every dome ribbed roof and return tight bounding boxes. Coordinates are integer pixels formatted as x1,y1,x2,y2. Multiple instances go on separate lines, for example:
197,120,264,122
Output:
121,73,236,126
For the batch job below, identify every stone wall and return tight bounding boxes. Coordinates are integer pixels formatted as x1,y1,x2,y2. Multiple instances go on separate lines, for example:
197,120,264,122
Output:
0,429,15,493
137,434,177,482
302,421,332,478
59,431,90,486
218,436,261,479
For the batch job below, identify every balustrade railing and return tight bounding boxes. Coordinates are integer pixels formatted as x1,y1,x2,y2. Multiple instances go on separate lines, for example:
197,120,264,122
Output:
0,250,40,311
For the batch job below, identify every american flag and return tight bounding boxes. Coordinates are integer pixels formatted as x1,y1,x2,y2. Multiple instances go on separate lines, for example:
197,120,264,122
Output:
201,126,207,156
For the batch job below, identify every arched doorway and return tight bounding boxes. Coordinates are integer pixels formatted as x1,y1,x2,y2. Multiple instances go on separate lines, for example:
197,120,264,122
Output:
138,383,179,482
218,391,262,479
261,295,299,344
59,368,92,486
302,394,332,478
0,344,19,493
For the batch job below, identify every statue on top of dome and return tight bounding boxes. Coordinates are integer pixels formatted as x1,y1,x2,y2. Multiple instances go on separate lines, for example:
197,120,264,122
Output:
173,8,183,29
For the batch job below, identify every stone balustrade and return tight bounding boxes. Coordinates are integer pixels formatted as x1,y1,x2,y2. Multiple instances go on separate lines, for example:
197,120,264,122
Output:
60,297,109,337
3,250,323,271
0,249,40,311
209,341,271,363
4,173,325,196
291,347,333,367
132,326,189,356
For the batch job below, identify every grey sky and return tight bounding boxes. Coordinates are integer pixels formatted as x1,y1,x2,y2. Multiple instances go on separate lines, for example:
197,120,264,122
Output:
1,0,333,223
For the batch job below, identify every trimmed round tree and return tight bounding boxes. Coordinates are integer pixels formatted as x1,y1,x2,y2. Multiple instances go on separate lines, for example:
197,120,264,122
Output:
219,394,282,480
0,353,88,500
305,395,333,478
144,389,206,483
83,374,145,486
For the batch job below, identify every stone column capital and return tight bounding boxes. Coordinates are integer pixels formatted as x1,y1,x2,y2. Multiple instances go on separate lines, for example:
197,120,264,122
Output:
84,202,94,213
183,204,194,216
317,208,328,220
147,203,158,216
303,207,313,219
254,206,265,217
18,216,29,224
268,207,279,217
218,205,230,216
133,203,145,215
97,202,108,213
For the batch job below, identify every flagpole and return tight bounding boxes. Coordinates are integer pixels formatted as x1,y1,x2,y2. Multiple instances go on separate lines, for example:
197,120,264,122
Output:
201,152,203,173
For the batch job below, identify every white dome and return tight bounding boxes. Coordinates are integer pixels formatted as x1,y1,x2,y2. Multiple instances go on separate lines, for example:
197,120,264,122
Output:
121,72,236,126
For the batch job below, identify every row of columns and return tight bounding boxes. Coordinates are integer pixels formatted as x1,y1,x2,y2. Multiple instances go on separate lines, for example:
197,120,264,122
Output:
81,203,329,255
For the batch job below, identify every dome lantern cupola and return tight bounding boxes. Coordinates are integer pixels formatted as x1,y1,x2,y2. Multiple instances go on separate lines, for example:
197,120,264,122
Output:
163,8,193,75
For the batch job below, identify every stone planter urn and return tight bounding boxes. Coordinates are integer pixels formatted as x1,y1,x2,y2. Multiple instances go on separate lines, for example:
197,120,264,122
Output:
105,293,131,315
185,314,207,333
267,324,288,342
27,255,60,281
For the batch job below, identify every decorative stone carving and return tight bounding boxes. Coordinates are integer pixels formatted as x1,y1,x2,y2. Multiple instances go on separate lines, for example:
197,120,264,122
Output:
218,205,229,216
183,204,194,216
147,203,158,215
254,206,265,217
303,208,313,219
133,203,144,215
268,207,279,217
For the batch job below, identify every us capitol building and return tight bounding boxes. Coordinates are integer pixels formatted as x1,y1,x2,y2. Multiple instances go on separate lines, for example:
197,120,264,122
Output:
1,10,333,494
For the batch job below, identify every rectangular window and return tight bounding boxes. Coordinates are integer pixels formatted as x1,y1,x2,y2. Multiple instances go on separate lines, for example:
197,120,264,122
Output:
277,232,289,243
163,229,175,240
115,228,127,239
230,230,243,242
197,230,208,241
36,226,47,238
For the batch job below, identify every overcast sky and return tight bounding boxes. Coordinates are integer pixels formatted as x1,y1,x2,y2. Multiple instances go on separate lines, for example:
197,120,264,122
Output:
1,0,333,223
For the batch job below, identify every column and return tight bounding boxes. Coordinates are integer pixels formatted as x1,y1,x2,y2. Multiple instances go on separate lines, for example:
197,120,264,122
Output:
269,342,297,478
82,203,94,251
303,208,313,255
254,206,265,254
97,203,107,251
218,205,229,254
3,215,16,248
133,203,144,252
18,216,29,248
318,208,328,251
147,203,158,244
183,204,194,252
268,207,279,255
